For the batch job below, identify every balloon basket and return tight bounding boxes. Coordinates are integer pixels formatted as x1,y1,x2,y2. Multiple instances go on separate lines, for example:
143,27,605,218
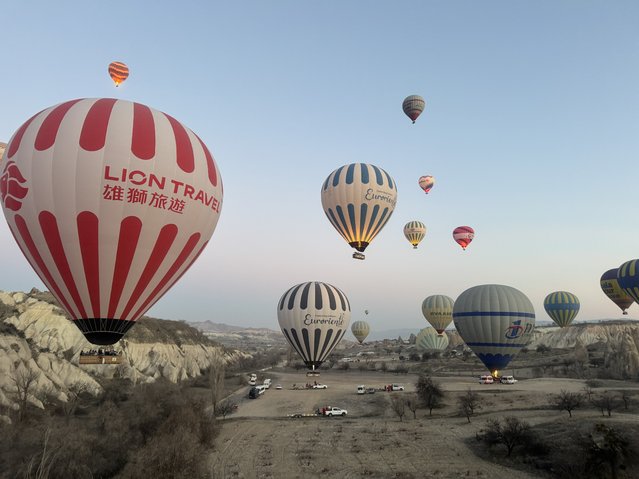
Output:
352,252,365,260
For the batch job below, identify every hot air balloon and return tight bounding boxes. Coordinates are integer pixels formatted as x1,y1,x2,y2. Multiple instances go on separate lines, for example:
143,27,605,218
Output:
108,62,129,87
351,320,370,344
618,260,639,305
453,226,474,250
543,291,580,328
403,221,426,249
402,95,425,124
364,309,369,315
453,284,535,377
600,268,633,315
421,295,454,334
277,281,351,371
321,163,397,260
416,327,449,352
0,142,6,159
0,99,223,345
418,175,434,194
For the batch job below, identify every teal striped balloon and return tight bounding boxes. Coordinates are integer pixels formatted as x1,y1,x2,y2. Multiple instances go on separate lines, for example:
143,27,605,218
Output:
543,291,580,328
618,259,639,304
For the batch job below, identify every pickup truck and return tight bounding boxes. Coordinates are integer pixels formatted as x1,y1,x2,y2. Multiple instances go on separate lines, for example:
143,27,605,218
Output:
322,407,347,417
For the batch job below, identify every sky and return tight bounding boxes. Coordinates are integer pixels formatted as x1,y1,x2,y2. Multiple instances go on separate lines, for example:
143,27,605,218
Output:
1,1,638,334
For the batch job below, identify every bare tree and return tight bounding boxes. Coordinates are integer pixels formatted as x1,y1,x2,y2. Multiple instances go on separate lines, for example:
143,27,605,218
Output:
416,374,445,416
10,364,41,422
458,388,481,423
620,390,632,410
584,423,633,479
592,391,622,417
405,393,419,419
208,361,225,412
582,385,594,401
481,416,535,457
214,400,237,419
391,396,406,422
553,389,583,418
62,383,89,423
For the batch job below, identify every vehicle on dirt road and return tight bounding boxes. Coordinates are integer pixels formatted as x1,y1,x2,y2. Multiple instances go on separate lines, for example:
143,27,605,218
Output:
385,384,404,391
500,375,517,384
322,407,347,417
479,375,494,384
357,385,366,394
312,383,328,389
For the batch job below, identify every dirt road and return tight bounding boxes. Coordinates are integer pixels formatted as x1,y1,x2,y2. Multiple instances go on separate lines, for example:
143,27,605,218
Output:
210,371,637,478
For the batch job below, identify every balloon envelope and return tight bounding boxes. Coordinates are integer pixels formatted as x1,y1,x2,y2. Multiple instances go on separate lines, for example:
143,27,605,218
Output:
600,268,633,315
543,291,580,328
351,320,370,344
453,226,474,250
321,163,397,258
108,62,129,86
618,260,639,305
418,175,434,194
403,220,426,249
421,295,454,334
453,284,535,375
277,281,351,370
416,327,449,351
0,99,223,345
402,95,425,123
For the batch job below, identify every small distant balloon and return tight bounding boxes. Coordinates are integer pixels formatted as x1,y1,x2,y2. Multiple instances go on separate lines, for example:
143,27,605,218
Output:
402,95,425,124
351,320,370,344
403,221,426,249
418,176,434,194
364,309,369,315
108,61,129,87
453,226,474,250
421,294,454,334
543,291,580,328
600,268,633,315
416,327,449,352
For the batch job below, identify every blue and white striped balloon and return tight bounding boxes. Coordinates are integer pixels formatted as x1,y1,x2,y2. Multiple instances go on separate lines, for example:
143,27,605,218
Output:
321,163,397,259
453,284,535,375
277,281,351,370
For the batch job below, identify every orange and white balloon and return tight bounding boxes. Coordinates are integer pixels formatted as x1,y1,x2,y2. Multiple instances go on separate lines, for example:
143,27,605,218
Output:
0,98,223,345
108,61,129,87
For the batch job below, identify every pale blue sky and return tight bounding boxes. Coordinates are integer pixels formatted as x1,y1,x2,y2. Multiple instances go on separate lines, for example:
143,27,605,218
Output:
1,1,638,331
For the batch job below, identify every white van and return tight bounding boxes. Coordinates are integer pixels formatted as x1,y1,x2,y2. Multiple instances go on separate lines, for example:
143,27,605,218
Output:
263,378,272,389
479,375,494,384
357,385,366,395
500,375,517,384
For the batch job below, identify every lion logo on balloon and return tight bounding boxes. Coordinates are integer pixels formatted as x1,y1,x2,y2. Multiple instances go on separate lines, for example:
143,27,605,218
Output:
0,161,28,212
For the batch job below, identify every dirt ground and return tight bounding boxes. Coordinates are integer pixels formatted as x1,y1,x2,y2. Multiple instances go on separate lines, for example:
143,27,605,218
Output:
209,370,639,479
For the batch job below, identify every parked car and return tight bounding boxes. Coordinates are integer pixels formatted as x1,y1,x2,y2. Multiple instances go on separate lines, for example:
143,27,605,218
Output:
275,384,283,390
366,387,376,394
479,375,494,384
357,385,366,395
500,375,518,384
390,384,404,391
312,383,328,389
248,387,260,399
263,378,272,389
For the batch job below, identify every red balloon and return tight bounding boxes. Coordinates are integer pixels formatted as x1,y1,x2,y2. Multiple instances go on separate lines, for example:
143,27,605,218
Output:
1,99,223,344
453,226,474,250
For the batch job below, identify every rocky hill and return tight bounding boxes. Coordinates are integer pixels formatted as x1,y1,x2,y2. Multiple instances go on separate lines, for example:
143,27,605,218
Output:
189,320,287,350
0,290,243,419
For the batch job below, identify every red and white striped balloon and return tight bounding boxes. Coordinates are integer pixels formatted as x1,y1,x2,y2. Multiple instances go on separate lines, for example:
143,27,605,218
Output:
452,226,474,250
0,98,223,344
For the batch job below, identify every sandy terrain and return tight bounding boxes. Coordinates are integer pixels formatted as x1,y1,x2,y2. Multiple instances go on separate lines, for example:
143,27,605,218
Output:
209,370,638,478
